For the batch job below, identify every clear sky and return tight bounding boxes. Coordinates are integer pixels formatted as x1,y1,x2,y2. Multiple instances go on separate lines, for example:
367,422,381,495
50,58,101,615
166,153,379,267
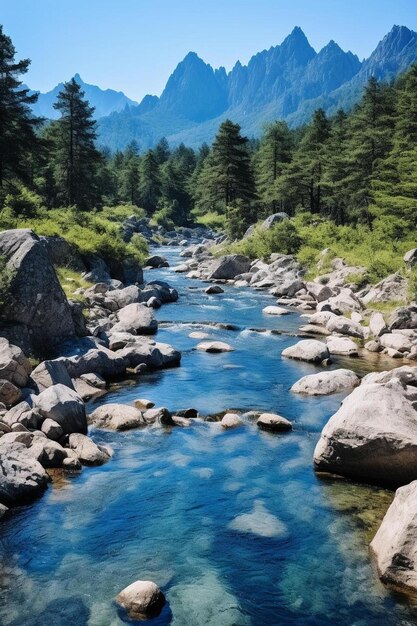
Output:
2,0,417,102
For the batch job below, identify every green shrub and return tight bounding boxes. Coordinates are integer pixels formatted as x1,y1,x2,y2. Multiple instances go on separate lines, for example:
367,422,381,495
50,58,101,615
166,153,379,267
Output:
194,211,226,231
0,255,15,313
222,221,302,259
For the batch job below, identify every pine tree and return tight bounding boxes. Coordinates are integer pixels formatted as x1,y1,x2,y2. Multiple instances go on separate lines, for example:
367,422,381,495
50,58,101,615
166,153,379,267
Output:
0,24,40,188
195,120,256,236
119,141,141,205
347,77,395,223
323,110,350,223
139,150,161,215
255,121,293,216
51,78,102,209
154,137,170,164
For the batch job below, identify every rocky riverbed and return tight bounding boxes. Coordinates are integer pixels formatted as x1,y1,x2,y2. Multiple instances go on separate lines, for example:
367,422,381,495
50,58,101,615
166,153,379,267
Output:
1,238,417,624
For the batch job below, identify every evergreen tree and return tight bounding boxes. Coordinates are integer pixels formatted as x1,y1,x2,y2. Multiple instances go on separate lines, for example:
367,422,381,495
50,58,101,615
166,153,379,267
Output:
119,141,141,205
195,120,256,235
139,149,161,215
255,121,293,215
50,78,102,209
154,137,170,164
0,25,40,188
324,110,350,223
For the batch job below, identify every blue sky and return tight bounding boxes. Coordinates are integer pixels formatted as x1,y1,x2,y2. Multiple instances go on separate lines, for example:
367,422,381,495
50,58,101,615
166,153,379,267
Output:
2,0,417,101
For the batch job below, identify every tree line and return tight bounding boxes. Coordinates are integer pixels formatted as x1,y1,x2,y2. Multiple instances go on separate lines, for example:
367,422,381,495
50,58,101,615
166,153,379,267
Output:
1,23,417,242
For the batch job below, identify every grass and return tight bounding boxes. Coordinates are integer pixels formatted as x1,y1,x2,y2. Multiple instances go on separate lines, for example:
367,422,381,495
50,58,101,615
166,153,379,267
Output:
366,300,407,315
56,267,93,302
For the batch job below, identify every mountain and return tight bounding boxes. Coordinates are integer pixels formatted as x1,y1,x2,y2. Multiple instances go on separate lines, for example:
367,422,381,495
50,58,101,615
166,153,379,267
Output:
30,74,137,119
86,25,417,149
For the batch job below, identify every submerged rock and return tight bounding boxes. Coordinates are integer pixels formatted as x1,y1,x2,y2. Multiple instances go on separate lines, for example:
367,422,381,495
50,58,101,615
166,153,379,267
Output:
291,369,359,395
196,341,234,353
370,480,417,594
262,306,289,316
116,580,165,620
314,382,417,486
228,499,288,538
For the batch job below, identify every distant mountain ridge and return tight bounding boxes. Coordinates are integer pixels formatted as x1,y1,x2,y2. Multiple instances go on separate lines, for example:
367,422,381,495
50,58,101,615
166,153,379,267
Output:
30,25,417,149
30,73,137,120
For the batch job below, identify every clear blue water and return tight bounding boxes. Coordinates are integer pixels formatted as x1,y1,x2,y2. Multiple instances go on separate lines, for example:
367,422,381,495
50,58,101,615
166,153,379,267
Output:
0,247,414,626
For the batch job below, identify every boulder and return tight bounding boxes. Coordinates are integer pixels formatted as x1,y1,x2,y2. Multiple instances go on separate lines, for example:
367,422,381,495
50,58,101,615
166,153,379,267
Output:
72,377,105,401
0,229,75,355
362,273,408,305
257,413,292,432
314,382,417,485
208,255,251,280
34,384,87,435
68,433,111,465
88,404,145,430
0,338,32,387
282,339,330,364
41,418,64,442
369,311,387,337
260,213,289,230
326,315,365,339
291,369,359,395
380,333,412,353
112,303,158,335
221,413,243,429
361,365,417,387
305,282,335,303
142,281,178,304
205,285,224,295
105,285,142,310
196,341,234,353
143,407,173,425
29,436,68,468
262,306,289,316
145,255,169,268
389,304,417,331
117,342,181,369
2,401,42,430
0,441,49,505
57,348,126,379
0,380,21,407
370,480,417,594
31,359,74,392
326,336,359,356
116,580,165,621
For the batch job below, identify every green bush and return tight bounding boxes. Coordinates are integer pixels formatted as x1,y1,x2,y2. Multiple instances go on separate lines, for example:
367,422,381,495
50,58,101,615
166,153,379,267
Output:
194,211,226,231
222,220,302,259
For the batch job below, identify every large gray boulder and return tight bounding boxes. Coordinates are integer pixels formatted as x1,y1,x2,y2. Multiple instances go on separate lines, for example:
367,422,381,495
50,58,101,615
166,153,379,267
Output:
88,403,144,430
117,341,181,369
34,384,87,435
282,339,330,364
68,433,111,465
105,285,142,310
31,359,74,392
0,338,32,387
326,315,365,339
403,248,417,267
0,229,75,355
362,273,408,305
112,303,158,335
389,304,417,331
57,348,126,379
314,382,417,485
291,369,359,395
370,480,417,594
261,213,289,230
326,336,358,356
208,255,251,280
0,440,49,505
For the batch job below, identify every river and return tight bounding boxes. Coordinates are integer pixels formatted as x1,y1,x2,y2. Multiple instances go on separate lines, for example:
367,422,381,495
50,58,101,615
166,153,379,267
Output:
0,247,414,625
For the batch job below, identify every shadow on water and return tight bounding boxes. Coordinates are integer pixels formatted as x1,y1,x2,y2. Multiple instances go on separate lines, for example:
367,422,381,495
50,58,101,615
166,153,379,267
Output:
0,246,415,626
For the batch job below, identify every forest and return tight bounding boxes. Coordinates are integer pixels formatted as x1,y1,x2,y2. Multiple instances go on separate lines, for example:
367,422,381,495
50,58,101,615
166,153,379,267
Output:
1,23,417,282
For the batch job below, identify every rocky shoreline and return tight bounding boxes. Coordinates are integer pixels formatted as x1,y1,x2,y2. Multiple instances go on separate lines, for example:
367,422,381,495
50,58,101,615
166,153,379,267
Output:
1,225,417,614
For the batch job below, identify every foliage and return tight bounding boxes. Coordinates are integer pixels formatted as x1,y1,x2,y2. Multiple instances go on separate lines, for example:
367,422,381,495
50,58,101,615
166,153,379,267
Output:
0,255,15,312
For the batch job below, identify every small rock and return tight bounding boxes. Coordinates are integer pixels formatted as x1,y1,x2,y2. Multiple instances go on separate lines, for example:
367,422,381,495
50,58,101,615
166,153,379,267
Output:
369,311,387,337
116,580,165,621
263,306,289,316
134,398,155,410
196,341,234,353
221,413,243,429
68,433,112,465
88,404,145,430
257,413,292,432
291,369,359,395
326,336,359,356
41,418,64,442
282,340,330,364
143,407,173,425
205,285,224,294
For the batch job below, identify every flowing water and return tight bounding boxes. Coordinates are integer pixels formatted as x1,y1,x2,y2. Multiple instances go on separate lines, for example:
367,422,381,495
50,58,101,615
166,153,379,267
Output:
0,247,415,625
